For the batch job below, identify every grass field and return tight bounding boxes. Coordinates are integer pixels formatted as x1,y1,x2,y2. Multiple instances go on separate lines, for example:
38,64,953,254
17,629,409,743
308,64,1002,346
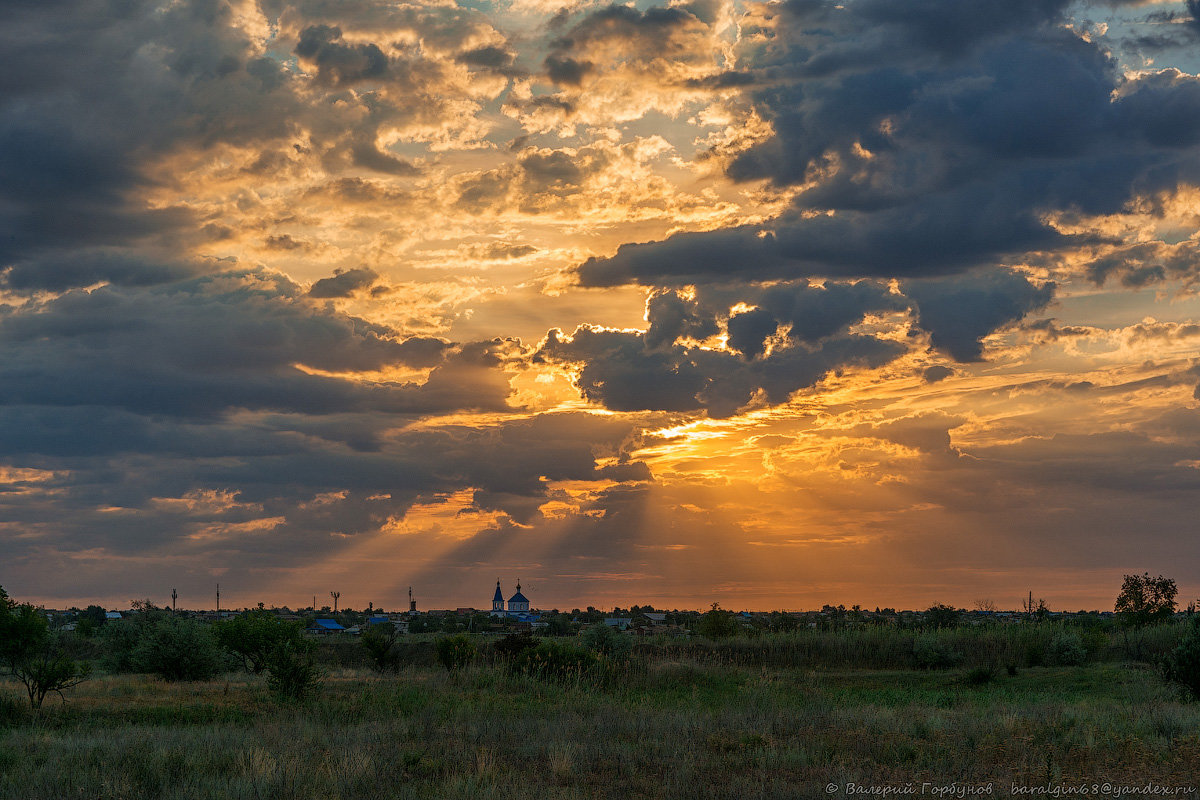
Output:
2,657,1197,800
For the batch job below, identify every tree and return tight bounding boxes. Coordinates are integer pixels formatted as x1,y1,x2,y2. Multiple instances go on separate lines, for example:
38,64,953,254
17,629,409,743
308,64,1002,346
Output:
215,609,304,674
265,637,321,700
1161,618,1200,700
361,623,401,674
1022,591,1049,622
974,599,997,614
581,622,631,661
698,603,738,638
435,634,476,671
1115,573,1177,627
132,614,224,681
923,603,962,629
0,586,90,709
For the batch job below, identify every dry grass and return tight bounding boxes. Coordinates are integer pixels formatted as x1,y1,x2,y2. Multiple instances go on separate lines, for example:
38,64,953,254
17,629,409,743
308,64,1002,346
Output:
1,659,1197,799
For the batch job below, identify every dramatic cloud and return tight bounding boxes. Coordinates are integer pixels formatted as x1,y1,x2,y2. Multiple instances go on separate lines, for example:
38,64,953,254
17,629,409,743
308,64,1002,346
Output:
3,0,1200,610
579,0,1200,293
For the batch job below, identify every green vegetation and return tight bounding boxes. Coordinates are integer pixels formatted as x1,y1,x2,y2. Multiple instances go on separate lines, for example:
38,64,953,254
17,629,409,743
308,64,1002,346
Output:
435,634,477,672
215,608,307,675
0,587,90,709
263,638,321,701
3,582,1200,797
1115,573,1178,627
1161,618,1200,700
3,656,1198,798
132,614,225,682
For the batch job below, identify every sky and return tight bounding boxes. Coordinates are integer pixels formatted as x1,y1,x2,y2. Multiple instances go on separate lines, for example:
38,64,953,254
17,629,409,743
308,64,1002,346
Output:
2,0,1200,613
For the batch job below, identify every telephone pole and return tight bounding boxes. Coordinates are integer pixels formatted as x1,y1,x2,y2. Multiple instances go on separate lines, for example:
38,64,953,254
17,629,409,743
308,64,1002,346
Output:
216,583,220,616
171,588,177,612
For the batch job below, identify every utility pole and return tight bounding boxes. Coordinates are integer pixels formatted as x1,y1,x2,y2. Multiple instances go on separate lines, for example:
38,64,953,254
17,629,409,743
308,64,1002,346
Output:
171,588,177,612
216,583,220,616
330,591,340,613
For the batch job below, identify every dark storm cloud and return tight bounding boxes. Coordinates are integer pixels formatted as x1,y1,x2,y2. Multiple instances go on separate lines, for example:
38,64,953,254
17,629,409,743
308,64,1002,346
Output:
456,45,517,70
294,24,388,86
903,271,1054,361
542,275,1048,414
0,251,209,293
0,0,300,273
0,269,487,420
922,365,954,383
0,407,653,570
308,267,382,298
578,0,1200,295
1084,240,1200,288
539,322,904,417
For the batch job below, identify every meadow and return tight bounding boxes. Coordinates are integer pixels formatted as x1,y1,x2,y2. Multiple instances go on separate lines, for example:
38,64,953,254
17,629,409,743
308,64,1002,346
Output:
2,623,1198,800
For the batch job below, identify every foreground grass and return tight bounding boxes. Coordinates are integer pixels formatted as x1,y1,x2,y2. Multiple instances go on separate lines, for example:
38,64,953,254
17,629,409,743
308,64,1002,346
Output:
1,662,1197,799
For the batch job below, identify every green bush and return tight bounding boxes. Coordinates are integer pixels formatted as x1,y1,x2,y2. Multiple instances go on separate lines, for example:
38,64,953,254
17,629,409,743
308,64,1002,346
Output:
215,610,306,674
97,619,142,673
1,588,92,709
581,623,632,661
964,665,996,685
1046,631,1087,666
360,623,401,674
492,632,538,662
913,635,963,670
1160,621,1200,700
132,616,224,681
923,604,962,629
265,638,322,701
698,605,738,639
511,640,597,682
435,634,477,672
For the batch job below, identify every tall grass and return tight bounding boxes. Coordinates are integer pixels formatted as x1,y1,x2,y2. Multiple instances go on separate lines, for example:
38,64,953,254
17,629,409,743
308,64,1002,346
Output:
633,621,1187,669
2,623,1195,799
3,658,1198,799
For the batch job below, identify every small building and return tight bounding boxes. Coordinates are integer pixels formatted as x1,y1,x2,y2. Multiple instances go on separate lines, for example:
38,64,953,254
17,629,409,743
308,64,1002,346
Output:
604,618,632,630
307,618,345,634
105,611,123,621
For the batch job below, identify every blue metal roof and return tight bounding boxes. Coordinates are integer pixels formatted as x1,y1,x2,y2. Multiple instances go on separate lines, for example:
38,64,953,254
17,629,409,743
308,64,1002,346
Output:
493,581,503,602
314,619,344,630
509,591,529,604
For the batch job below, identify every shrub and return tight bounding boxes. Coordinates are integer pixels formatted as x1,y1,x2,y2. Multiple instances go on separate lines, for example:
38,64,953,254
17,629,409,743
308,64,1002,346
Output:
913,635,963,670
1161,621,1200,700
215,610,305,674
97,620,142,673
698,603,738,638
132,616,224,681
0,694,25,727
511,640,597,683
923,604,962,630
435,634,477,672
361,623,401,674
1,589,91,709
1046,631,1087,666
581,623,632,662
964,665,995,686
493,632,538,662
265,638,322,701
